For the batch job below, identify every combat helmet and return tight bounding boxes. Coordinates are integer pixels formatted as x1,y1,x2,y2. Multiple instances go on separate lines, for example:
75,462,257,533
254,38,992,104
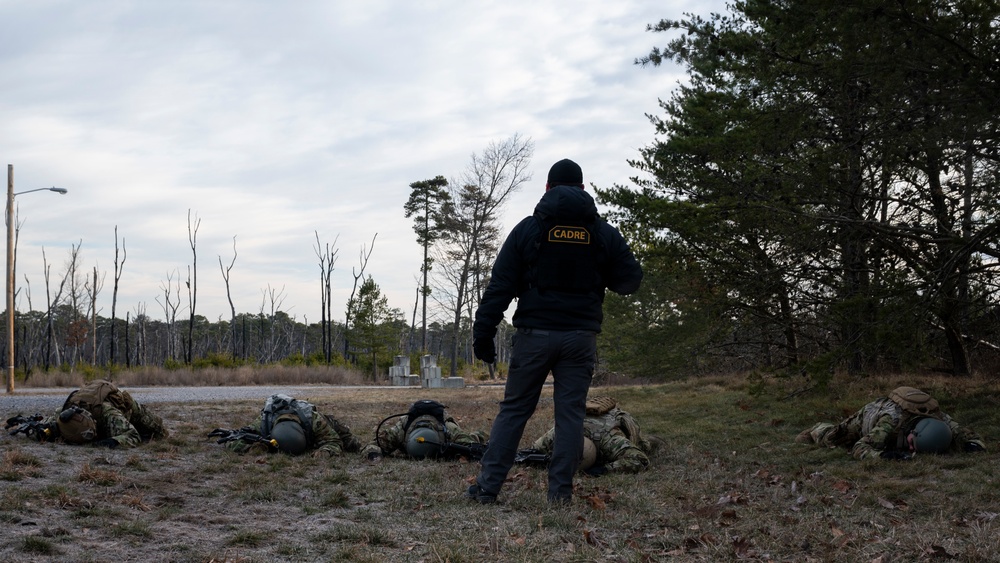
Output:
911,418,952,453
57,406,97,444
405,425,446,460
270,415,308,455
579,437,598,471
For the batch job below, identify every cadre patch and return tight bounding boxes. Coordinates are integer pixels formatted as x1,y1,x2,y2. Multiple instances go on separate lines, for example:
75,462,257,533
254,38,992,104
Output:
548,225,591,244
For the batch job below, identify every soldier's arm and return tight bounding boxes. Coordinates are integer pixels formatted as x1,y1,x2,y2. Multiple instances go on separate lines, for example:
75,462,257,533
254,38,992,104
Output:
445,420,487,446
361,417,407,458
312,411,344,457
942,413,986,452
100,404,141,448
532,428,556,453
327,415,361,453
850,414,895,460
225,417,263,454
601,432,650,473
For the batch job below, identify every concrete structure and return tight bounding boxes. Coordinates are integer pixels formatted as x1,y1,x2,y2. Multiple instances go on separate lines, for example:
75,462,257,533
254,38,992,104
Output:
420,355,464,389
389,356,420,386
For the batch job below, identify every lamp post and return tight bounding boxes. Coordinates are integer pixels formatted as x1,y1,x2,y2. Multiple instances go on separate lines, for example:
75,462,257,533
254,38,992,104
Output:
6,164,69,394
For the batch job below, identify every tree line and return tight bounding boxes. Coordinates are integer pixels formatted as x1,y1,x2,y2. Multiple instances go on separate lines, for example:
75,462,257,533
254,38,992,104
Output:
598,0,1000,379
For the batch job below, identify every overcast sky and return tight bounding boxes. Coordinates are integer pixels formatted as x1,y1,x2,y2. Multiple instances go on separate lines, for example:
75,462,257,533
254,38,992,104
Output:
1,0,723,325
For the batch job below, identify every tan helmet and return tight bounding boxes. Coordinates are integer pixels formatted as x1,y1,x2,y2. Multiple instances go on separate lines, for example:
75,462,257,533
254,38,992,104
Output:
579,437,598,471
57,407,97,444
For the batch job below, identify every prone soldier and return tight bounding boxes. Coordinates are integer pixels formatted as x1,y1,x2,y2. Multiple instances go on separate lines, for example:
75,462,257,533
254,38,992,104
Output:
360,399,488,462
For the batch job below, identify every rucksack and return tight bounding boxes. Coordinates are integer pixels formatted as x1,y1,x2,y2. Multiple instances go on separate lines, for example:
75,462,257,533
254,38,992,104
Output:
374,399,450,454
62,379,128,419
402,399,448,436
261,394,315,443
529,214,606,294
888,387,940,417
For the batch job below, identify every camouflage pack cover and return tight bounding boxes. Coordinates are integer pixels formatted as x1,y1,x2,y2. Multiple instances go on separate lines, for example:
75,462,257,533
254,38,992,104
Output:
889,387,940,417
62,379,128,420
586,396,617,416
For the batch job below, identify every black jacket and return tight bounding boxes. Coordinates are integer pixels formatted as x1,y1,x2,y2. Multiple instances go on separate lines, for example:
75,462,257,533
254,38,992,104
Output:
473,186,642,338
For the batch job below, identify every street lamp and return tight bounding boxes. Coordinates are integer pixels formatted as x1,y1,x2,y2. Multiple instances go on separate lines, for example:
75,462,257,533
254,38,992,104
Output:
6,164,69,393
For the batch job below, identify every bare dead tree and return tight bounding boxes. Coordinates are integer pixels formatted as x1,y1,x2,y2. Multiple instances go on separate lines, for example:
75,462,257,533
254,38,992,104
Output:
132,302,148,367
344,234,376,363
84,266,105,367
186,210,201,364
62,241,86,369
314,232,340,364
258,284,287,363
42,248,68,370
219,235,238,360
155,270,182,363
110,226,126,367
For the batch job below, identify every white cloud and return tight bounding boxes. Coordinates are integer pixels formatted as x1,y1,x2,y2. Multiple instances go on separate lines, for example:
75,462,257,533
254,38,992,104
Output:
1,0,722,323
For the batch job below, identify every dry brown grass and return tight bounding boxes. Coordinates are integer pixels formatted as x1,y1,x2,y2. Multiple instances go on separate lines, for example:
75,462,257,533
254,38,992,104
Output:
20,364,374,388
1,373,997,562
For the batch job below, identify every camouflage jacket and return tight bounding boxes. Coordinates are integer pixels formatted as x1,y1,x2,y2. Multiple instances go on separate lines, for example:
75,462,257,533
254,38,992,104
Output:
360,414,486,458
227,407,360,456
45,388,167,448
532,408,650,473
848,398,984,460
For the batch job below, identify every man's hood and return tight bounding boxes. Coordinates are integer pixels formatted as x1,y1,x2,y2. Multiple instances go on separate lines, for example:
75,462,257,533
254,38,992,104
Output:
533,185,598,221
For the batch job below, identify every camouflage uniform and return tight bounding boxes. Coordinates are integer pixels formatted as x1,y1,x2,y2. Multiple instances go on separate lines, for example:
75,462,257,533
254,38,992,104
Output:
47,379,168,448
227,400,360,456
360,413,487,458
799,397,986,460
533,407,651,473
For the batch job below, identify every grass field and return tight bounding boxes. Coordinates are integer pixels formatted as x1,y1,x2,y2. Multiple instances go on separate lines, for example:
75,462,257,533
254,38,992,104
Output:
1,372,998,562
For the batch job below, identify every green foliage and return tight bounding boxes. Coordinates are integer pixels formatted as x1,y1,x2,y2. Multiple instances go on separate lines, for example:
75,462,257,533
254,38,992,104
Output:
347,276,404,380
192,353,242,369
603,0,1000,377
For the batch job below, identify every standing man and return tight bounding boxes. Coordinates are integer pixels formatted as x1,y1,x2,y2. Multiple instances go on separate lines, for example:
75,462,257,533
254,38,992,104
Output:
467,158,643,504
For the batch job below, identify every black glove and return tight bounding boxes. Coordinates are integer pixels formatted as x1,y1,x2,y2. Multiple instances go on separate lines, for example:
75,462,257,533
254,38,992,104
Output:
584,465,608,476
879,450,912,461
94,438,119,449
366,451,382,462
473,337,496,364
964,441,986,453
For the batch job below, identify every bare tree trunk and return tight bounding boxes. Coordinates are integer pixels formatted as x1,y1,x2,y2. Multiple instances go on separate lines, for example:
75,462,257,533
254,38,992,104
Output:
186,210,201,364
220,236,238,361
344,235,376,365
110,226,126,368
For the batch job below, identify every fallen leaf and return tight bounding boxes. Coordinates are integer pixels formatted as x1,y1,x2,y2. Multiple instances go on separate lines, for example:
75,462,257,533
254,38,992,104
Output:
831,525,845,538
586,495,607,510
877,497,895,510
583,529,607,548
924,545,952,558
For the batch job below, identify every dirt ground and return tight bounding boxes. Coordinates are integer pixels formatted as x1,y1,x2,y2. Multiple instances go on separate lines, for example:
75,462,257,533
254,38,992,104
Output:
2,385,546,563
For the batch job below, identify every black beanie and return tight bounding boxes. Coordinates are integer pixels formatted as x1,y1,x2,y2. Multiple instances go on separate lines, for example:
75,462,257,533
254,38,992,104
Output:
547,159,583,187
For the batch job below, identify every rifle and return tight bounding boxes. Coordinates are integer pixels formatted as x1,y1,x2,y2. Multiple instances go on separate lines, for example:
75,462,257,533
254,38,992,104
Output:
514,448,550,467
413,436,488,461
5,414,56,442
4,414,56,442
208,427,278,449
